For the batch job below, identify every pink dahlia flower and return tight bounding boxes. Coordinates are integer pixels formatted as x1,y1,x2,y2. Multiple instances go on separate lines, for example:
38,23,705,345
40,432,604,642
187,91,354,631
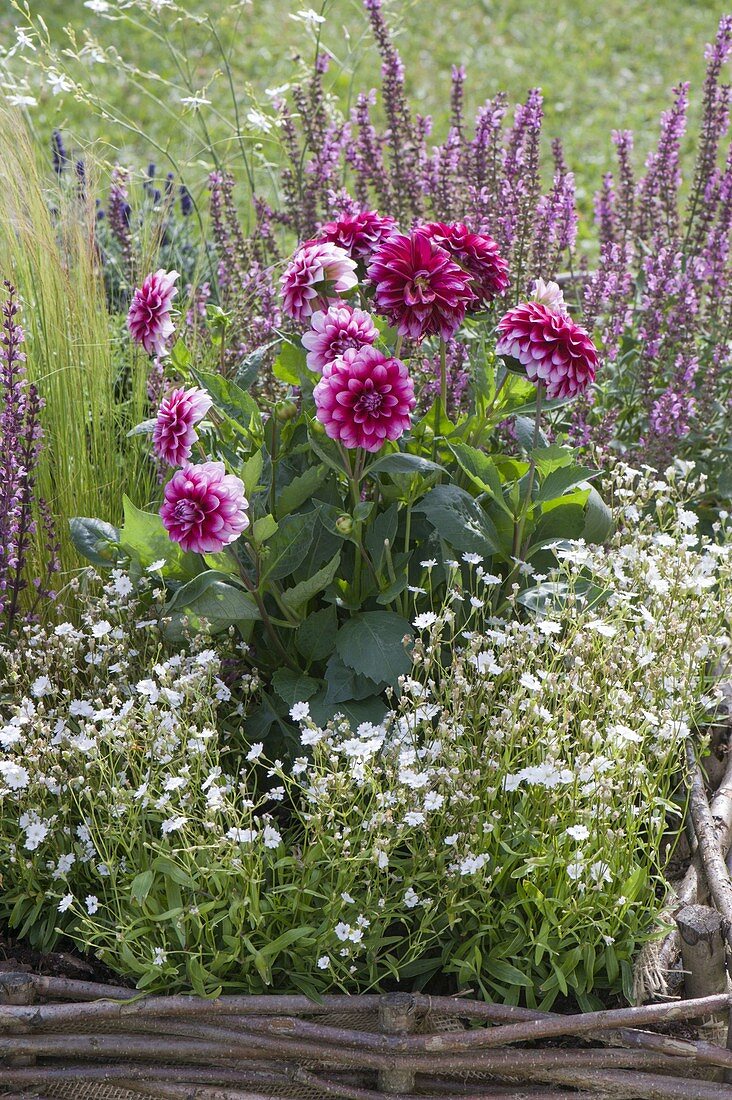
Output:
530,277,568,314
496,302,598,400
313,345,415,452
367,231,475,342
315,210,398,261
153,387,213,468
127,269,180,356
416,222,509,308
161,461,248,554
280,241,358,323
301,303,379,373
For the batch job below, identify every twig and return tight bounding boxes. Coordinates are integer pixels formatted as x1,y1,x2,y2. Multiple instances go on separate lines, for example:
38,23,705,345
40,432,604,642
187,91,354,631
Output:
685,740,732,951
657,740,732,974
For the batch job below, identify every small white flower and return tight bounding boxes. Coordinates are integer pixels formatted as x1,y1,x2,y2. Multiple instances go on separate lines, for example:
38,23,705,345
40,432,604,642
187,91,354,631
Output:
46,71,72,95
414,612,437,630
519,672,542,692
147,559,167,572
31,675,53,698
161,815,187,836
404,887,420,908
462,552,483,565
246,108,273,133
153,947,167,966
538,620,562,635
246,742,264,762
84,0,110,11
334,922,350,942
290,701,310,722
289,8,326,25
85,895,99,915
317,955,330,969
0,761,29,790
91,620,112,638
566,825,590,842
263,824,281,848
24,822,48,851
58,894,74,913
227,827,257,843
181,95,211,109
586,619,616,638
420,559,437,569
5,94,37,108
567,861,584,881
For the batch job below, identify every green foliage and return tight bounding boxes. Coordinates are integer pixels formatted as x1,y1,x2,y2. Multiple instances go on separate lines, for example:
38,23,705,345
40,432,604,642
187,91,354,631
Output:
73,319,613,739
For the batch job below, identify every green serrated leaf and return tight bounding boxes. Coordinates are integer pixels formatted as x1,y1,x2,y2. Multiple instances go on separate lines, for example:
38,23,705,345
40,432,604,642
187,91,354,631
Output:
271,668,320,706
277,466,327,517
252,515,278,543
537,464,599,502
167,571,260,632
335,611,413,686
365,453,444,478
281,550,341,610
120,496,199,579
296,605,338,662
259,511,317,582
414,484,500,558
448,443,511,513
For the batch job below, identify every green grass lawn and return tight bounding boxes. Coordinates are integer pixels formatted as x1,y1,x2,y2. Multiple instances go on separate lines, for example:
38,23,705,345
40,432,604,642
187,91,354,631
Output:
1,0,729,206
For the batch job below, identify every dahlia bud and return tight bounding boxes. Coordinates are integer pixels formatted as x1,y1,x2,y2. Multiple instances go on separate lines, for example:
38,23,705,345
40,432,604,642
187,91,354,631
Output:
275,400,298,422
335,514,354,535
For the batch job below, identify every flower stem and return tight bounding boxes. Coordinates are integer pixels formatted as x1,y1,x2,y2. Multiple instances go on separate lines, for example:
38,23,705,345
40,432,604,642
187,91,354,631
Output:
512,383,544,560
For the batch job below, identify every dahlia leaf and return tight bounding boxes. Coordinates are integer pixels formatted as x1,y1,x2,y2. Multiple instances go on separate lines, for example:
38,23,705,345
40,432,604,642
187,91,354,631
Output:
365,453,444,478
582,485,614,544
335,611,413,686
281,550,341,611
69,516,120,568
414,484,501,558
120,496,199,580
277,465,327,517
536,464,599,502
259,510,317,582
295,605,338,662
271,668,320,707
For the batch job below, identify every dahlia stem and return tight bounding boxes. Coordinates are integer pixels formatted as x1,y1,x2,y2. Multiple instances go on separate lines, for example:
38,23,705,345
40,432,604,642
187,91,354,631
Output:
439,337,448,409
395,335,404,359
230,547,299,671
512,383,544,560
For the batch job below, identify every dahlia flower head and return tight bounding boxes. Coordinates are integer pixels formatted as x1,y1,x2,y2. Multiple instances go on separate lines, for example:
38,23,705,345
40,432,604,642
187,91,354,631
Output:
314,210,398,262
496,301,598,401
367,231,476,342
416,222,509,308
530,277,568,315
313,345,416,452
153,386,213,468
127,269,180,357
161,461,248,554
280,241,358,323
301,302,379,373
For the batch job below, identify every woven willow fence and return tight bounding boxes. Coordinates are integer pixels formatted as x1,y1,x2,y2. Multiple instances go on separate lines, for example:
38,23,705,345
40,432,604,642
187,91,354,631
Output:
4,973,732,1099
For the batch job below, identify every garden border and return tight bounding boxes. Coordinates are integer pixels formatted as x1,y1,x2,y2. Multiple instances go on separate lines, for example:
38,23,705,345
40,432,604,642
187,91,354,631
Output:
4,974,732,1099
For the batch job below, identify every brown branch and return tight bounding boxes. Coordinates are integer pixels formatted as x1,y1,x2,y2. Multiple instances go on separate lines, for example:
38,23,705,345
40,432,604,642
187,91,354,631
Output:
686,740,732,950
658,740,732,973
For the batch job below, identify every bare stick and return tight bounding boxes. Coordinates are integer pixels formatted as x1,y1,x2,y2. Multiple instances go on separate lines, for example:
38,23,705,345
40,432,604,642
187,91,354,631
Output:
658,742,732,974
686,741,732,950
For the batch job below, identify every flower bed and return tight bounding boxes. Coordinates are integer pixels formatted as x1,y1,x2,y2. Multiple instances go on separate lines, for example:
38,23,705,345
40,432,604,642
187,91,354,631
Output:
3,0,732,1061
